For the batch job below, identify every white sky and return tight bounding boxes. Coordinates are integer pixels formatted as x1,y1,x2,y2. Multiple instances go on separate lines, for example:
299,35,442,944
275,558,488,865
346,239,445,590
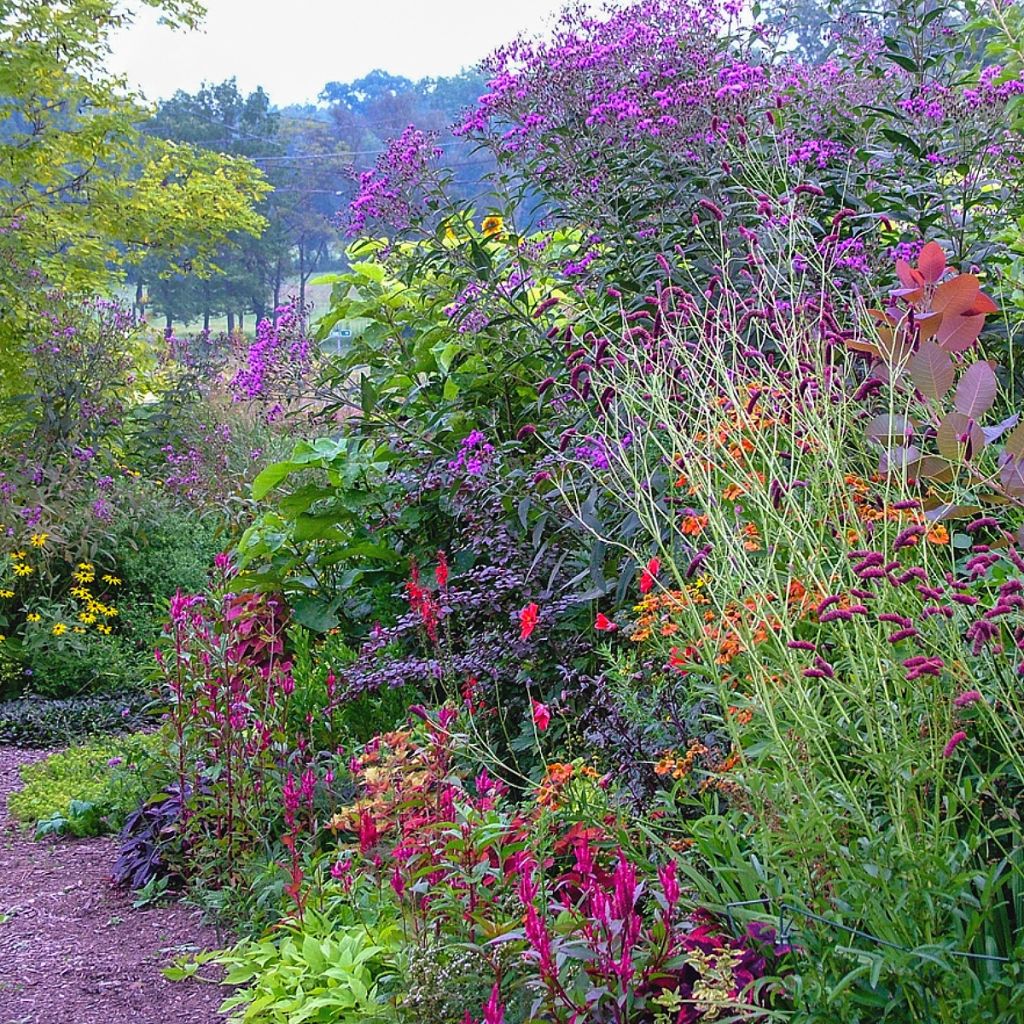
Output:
108,0,569,107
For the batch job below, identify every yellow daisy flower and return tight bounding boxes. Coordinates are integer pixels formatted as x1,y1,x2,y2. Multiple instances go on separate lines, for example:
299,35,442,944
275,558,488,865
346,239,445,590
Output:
51,622,67,636
96,624,112,635
481,215,505,238
13,564,33,577
78,612,97,625
26,612,41,623
29,533,48,548
101,574,122,586
0,589,14,599
73,626,86,634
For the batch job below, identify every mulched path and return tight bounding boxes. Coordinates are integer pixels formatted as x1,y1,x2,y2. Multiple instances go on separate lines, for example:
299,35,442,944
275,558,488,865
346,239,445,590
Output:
0,746,228,1024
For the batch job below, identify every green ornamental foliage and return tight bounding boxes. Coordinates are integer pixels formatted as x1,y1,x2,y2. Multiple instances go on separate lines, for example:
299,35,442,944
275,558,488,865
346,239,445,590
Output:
8,732,158,835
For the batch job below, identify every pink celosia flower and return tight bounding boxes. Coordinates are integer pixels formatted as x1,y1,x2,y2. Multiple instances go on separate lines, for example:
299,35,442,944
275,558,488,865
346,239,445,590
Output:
482,984,504,1024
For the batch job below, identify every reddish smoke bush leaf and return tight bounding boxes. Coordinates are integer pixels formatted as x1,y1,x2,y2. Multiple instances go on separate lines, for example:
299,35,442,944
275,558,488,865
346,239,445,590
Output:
880,444,921,475
936,411,985,461
904,455,954,482
866,413,914,445
917,241,947,284
907,340,954,400
1002,421,1024,459
937,312,987,353
932,274,982,315
982,413,1020,445
923,502,984,522
954,361,998,418
895,259,924,290
1000,455,1024,496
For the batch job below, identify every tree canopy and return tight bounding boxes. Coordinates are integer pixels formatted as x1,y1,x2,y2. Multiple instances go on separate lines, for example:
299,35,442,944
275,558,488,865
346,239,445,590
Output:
0,0,270,384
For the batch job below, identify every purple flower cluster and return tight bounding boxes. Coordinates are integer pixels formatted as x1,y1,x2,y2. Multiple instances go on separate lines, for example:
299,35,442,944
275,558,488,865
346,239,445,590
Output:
443,281,490,334
447,430,494,478
347,125,443,236
229,302,312,402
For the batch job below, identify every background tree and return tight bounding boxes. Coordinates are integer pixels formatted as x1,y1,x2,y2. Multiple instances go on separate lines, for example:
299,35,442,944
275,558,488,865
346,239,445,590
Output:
140,78,283,330
0,0,269,388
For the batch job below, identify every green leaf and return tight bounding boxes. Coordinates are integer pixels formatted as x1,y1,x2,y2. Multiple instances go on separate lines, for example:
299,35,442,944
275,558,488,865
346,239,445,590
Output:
291,597,341,633
253,461,298,500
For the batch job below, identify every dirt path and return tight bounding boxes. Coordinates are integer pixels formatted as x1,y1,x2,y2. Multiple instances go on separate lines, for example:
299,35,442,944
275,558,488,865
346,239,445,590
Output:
0,747,227,1024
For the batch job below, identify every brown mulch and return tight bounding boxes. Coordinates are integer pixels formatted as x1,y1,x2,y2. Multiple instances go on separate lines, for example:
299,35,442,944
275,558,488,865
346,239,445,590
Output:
0,746,228,1024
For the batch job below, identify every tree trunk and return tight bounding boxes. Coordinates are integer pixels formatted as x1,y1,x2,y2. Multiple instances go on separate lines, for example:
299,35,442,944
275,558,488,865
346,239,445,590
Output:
239,311,245,331
273,258,282,323
203,281,211,332
134,280,144,324
165,312,173,333
227,311,235,334
298,243,306,311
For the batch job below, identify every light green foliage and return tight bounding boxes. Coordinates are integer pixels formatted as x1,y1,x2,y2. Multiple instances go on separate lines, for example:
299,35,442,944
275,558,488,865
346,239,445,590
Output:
211,912,401,1023
8,732,159,836
0,0,270,393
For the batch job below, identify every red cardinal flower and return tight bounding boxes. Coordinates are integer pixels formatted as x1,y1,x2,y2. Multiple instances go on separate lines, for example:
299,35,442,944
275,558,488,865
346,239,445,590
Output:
639,556,661,594
669,645,698,672
595,612,618,632
519,602,539,640
435,550,449,588
531,698,551,732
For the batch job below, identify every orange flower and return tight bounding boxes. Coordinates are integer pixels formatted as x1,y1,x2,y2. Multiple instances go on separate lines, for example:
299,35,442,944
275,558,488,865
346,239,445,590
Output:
926,524,950,545
741,522,761,551
722,483,744,500
680,514,709,536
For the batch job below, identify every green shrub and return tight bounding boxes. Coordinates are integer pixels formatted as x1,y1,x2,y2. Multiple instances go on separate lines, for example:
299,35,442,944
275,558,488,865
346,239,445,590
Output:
18,630,139,698
8,732,160,836
110,482,222,650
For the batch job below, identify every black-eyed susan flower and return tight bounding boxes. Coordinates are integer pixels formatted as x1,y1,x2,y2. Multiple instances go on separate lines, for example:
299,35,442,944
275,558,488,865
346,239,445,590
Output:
29,533,48,547
25,612,41,623
13,563,33,577
481,215,505,238
52,622,67,636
